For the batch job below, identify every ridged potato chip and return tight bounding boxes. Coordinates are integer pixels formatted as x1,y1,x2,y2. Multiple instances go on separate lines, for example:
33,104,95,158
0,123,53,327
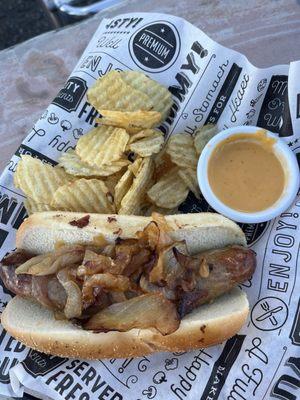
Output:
15,156,72,204
58,150,103,177
104,169,126,195
154,146,168,168
166,133,198,168
147,168,189,208
114,157,143,208
114,169,133,209
194,124,218,155
128,158,143,176
87,71,153,112
52,179,115,213
178,168,201,199
14,171,20,188
94,128,129,167
24,198,53,215
95,159,131,177
129,129,155,144
76,126,115,166
120,71,173,119
119,157,154,215
129,130,164,157
154,149,175,180
97,110,162,133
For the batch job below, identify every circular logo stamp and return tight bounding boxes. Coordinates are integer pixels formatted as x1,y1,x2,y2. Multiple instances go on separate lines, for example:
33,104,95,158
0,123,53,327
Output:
129,20,180,72
251,296,288,331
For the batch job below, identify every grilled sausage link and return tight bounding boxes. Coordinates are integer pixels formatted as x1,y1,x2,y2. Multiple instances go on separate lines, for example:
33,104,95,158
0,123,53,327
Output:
0,246,256,319
0,251,66,310
174,245,256,316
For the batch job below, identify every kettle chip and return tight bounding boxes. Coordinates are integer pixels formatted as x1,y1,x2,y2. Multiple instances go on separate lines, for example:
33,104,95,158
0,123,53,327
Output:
129,130,164,157
194,124,218,155
58,150,104,177
52,178,115,213
87,71,153,112
166,133,198,169
97,110,162,133
178,168,201,199
24,198,53,215
15,156,73,204
147,168,189,209
13,70,200,217
119,157,154,215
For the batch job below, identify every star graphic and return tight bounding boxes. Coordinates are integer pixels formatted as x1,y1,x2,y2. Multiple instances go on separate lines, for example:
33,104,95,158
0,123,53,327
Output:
294,138,299,144
160,28,165,33
144,57,149,62
288,142,293,147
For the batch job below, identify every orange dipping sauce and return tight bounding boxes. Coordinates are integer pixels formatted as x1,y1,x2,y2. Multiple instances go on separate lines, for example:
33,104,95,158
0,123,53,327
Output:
207,131,285,213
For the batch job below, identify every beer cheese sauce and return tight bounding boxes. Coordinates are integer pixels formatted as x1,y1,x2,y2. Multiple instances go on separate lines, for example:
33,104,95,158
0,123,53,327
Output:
207,130,285,213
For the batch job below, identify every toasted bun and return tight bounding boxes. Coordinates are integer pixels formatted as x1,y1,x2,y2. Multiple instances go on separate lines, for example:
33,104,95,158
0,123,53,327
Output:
16,211,246,254
1,288,248,359
2,212,249,358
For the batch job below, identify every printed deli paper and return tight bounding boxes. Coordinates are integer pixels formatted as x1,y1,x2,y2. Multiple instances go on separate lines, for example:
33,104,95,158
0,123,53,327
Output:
0,12,299,400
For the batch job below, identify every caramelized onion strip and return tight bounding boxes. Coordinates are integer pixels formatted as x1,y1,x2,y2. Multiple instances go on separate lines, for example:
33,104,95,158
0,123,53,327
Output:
85,293,179,335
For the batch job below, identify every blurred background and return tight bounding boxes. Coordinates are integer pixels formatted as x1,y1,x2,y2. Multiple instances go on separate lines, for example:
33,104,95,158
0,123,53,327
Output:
0,0,125,50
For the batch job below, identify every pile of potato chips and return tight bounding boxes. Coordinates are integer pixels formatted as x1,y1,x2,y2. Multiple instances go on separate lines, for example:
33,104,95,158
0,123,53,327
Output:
15,71,218,216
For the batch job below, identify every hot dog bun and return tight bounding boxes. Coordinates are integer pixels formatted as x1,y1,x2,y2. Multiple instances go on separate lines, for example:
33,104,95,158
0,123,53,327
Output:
2,212,249,359
2,288,248,359
16,211,246,253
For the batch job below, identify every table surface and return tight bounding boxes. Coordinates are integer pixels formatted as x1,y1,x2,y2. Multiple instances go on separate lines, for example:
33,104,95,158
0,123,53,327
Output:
0,0,300,172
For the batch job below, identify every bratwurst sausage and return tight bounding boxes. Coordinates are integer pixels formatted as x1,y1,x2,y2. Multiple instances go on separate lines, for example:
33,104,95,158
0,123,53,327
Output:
0,245,255,320
172,245,256,316
0,251,67,310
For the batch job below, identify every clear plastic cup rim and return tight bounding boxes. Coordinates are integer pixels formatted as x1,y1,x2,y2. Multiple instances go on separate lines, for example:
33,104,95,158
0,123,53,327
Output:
197,125,300,223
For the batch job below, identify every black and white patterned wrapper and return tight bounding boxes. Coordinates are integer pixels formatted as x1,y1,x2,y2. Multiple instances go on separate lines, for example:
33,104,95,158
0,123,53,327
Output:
0,12,299,400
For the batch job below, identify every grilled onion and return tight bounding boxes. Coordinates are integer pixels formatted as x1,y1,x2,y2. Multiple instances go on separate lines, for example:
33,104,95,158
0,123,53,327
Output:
149,242,187,285
136,221,160,250
152,212,174,250
85,293,179,335
77,250,113,276
16,245,85,276
15,254,52,275
82,273,131,309
57,268,82,319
